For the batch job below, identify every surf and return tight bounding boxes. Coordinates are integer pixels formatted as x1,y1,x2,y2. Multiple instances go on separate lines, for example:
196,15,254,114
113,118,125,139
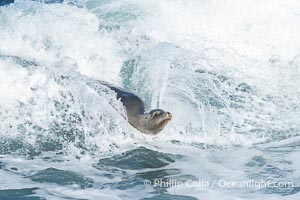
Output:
0,0,299,199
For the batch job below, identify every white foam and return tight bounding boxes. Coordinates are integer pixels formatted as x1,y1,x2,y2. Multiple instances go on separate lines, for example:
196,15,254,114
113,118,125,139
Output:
0,1,300,198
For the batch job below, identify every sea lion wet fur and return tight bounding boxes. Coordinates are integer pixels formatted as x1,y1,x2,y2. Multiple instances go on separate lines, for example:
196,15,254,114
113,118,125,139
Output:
87,80,172,134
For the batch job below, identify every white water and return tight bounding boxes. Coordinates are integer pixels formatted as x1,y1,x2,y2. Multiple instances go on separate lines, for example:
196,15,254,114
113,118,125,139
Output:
0,0,299,199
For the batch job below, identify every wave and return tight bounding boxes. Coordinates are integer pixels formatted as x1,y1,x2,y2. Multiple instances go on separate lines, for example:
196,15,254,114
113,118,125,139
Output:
0,0,299,156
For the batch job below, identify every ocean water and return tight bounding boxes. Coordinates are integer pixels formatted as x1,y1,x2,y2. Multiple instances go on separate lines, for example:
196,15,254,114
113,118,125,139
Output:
0,0,300,199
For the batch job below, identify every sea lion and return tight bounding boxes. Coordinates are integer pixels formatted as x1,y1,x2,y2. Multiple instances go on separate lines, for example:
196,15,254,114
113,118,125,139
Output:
85,79,172,134
107,85,172,134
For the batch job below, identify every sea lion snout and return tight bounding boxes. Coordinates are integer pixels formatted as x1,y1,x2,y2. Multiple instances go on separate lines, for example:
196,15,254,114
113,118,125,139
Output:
166,112,172,119
154,111,172,130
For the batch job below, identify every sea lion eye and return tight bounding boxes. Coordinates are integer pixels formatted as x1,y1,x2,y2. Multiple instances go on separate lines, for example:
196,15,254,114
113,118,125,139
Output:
153,111,160,117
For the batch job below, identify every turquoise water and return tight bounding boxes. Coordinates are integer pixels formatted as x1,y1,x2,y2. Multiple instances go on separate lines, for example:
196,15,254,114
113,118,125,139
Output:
0,0,299,199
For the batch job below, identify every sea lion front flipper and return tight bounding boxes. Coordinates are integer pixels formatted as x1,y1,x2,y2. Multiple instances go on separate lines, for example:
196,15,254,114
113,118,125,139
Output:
83,77,147,115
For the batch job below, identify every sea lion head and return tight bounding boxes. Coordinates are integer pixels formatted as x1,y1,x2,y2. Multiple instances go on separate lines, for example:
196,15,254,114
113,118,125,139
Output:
140,109,172,134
